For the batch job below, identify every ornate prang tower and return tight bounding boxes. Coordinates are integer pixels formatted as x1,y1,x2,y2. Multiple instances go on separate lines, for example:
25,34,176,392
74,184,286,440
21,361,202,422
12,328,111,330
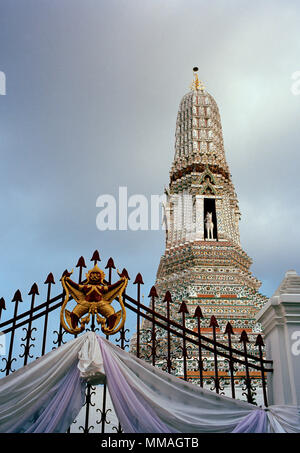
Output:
155,69,266,322
135,69,267,389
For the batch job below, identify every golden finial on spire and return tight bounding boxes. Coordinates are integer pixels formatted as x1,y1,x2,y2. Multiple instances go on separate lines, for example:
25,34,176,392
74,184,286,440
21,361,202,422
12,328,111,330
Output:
190,67,205,92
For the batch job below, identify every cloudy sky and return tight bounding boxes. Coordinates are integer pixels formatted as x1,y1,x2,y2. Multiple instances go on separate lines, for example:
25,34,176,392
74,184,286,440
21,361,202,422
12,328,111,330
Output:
0,0,299,326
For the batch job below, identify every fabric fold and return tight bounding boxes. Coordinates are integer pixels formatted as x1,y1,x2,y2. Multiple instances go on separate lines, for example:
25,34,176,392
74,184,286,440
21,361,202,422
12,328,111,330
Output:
77,330,105,384
98,336,260,433
99,336,175,433
0,331,299,434
267,406,300,433
232,409,268,433
0,331,97,432
97,336,300,433
23,361,84,433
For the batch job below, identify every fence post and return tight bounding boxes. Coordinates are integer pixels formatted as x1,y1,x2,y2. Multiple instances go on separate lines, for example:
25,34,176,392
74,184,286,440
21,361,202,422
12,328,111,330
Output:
256,270,300,406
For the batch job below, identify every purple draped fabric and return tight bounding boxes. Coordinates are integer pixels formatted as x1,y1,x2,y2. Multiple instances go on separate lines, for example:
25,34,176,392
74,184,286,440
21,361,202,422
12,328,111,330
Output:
22,362,85,433
98,337,176,433
99,337,270,434
232,409,268,433
3,333,271,433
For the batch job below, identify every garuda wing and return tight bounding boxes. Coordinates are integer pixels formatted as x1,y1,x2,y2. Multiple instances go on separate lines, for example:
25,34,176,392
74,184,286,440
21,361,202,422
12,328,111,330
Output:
62,277,87,305
102,278,128,304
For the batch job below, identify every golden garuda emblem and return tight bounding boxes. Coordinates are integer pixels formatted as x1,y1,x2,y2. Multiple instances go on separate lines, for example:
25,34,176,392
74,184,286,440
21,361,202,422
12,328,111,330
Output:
60,264,128,335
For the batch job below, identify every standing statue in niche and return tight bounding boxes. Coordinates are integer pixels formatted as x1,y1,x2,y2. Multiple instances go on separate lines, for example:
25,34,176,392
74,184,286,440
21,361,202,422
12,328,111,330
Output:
205,212,214,239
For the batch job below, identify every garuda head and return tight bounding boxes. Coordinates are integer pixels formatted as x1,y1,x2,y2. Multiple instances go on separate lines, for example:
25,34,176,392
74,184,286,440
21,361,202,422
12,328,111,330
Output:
86,264,105,284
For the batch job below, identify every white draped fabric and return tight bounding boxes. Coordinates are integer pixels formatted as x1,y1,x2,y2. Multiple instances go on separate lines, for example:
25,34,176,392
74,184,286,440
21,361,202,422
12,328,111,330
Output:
0,333,90,432
0,332,299,433
98,337,300,433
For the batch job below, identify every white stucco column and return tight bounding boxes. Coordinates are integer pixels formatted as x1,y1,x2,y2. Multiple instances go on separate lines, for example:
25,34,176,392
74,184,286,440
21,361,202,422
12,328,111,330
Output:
256,270,300,405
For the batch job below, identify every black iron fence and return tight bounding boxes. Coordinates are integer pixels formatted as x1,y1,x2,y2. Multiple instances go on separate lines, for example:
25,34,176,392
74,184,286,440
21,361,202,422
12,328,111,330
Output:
0,250,273,433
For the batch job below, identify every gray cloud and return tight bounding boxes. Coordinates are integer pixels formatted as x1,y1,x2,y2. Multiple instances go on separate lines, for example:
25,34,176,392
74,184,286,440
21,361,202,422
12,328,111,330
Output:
0,0,299,320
